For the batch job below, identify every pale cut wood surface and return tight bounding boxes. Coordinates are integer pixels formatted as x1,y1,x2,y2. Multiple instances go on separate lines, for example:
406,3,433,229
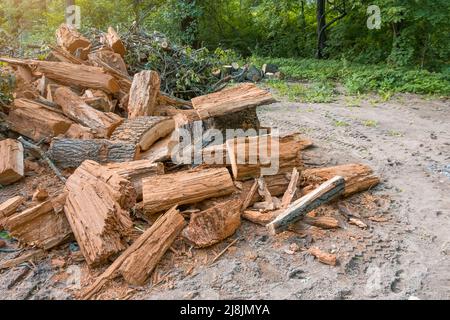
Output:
0,139,24,185
128,70,161,119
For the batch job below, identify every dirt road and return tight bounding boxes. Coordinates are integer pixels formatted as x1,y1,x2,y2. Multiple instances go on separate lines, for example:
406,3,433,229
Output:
1,93,449,300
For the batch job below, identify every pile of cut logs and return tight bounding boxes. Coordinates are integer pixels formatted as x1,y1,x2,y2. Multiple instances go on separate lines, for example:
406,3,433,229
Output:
0,24,380,299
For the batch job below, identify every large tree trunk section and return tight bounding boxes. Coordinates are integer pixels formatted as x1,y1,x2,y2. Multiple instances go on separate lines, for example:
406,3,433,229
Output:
301,164,380,197
267,176,345,235
104,27,126,57
82,206,185,299
226,133,305,181
8,99,73,141
0,196,25,228
182,196,242,248
128,71,161,119
142,168,236,215
54,87,123,138
110,116,175,153
192,83,275,119
34,61,121,94
5,194,72,250
203,106,261,136
105,160,164,200
55,24,91,56
0,139,24,185
48,138,137,169
88,49,129,76
64,160,135,266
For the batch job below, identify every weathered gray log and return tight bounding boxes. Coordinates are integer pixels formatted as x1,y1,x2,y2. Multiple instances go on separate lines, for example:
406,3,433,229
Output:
48,138,137,168
267,176,345,235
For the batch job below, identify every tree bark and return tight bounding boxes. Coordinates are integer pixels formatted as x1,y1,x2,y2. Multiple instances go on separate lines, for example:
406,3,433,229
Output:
316,0,327,59
48,138,137,168
267,176,345,235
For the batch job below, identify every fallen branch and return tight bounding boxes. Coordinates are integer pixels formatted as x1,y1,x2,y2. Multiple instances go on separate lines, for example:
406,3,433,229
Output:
17,137,66,183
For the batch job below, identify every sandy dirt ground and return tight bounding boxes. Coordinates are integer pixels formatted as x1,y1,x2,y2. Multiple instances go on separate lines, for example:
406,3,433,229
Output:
1,92,449,300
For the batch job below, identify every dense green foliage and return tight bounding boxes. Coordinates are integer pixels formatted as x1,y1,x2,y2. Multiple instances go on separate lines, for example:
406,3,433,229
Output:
0,0,449,97
253,56,450,96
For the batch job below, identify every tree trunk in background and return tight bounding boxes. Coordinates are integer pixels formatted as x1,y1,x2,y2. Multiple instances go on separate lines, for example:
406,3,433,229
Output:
316,0,326,59
180,0,200,48
65,0,75,21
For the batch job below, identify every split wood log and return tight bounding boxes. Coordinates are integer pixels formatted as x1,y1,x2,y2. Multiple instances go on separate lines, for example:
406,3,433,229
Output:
54,87,123,138
105,160,164,200
267,176,345,235
242,210,279,226
64,160,135,266
182,197,242,248
0,196,25,228
128,71,161,119
142,168,235,215
302,216,340,229
48,138,137,169
157,92,193,108
301,163,380,197
308,247,337,266
281,168,300,209
5,194,72,250
83,89,115,113
46,83,60,102
49,45,85,65
241,179,258,211
82,206,185,299
34,61,120,94
0,139,24,185
64,124,95,140
138,133,176,163
192,83,275,119
0,249,45,270
8,99,73,141
88,49,128,75
111,116,175,153
105,27,126,57
55,24,91,56
226,133,305,181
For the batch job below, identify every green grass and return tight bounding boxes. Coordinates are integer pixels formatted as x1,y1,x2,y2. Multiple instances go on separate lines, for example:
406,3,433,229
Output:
264,80,335,103
333,120,350,127
252,56,450,97
363,120,378,127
